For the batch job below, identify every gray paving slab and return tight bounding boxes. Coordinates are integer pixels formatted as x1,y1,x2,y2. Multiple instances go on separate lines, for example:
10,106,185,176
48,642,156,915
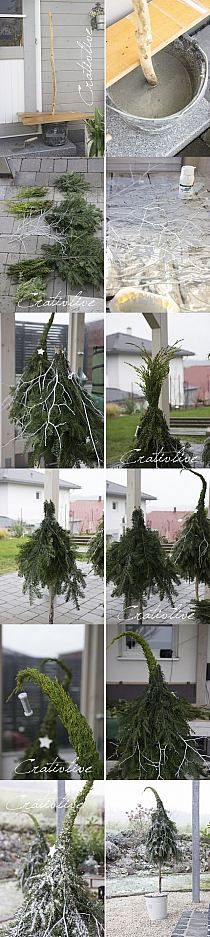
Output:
0,565,104,624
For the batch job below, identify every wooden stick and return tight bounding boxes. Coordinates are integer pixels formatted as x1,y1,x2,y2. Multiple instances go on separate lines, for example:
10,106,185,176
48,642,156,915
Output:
49,11,57,115
132,0,157,85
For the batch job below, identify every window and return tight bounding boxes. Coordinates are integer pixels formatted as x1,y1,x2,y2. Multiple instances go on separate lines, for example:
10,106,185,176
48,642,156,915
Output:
0,1,23,47
36,492,40,500
112,501,118,511
125,623,176,657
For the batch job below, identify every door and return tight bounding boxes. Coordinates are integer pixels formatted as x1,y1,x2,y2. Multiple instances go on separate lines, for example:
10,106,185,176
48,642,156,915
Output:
0,0,38,134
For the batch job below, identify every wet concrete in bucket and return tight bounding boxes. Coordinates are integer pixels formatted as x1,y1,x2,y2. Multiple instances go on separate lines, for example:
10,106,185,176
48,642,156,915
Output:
110,49,193,119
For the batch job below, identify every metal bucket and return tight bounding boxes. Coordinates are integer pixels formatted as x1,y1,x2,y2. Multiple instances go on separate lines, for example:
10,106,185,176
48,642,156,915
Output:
107,36,208,134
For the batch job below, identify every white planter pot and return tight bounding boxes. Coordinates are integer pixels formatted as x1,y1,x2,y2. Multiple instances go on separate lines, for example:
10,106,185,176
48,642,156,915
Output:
145,893,168,922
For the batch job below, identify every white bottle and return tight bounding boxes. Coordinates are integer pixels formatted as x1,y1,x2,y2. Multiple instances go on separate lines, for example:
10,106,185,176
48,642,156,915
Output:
179,165,195,200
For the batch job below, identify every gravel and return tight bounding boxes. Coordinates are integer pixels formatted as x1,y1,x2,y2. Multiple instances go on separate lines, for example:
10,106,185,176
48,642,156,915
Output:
106,892,210,937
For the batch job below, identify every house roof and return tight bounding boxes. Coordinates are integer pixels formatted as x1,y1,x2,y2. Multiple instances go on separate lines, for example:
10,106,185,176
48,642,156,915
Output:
106,481,156,502
0,470,80,491
106,333,194,358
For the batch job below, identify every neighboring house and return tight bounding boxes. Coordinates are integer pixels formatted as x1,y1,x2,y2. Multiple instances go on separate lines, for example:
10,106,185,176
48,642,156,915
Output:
70,497,104,534
0,1,104,148
184,361,210,405
146,509,189,542
0,469,80,528
106,480,156,540
84,319,104,381
106,330,194,408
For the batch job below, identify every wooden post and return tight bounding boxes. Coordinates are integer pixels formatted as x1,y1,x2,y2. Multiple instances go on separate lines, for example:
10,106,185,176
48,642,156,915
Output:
192,781,200,903
56,780,66,837
80,624,104,760
0,312,16,467
196,476,210,705
68,310,85,373
126,469,142,528
143,311,170,426
44,470,59,623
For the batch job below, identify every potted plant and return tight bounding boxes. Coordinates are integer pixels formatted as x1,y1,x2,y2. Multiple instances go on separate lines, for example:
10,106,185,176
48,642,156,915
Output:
85,108,104,156
144,787,179,921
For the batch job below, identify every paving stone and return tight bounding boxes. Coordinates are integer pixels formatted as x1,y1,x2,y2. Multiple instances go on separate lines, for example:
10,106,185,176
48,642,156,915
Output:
14,172,37,185
20,158,41,171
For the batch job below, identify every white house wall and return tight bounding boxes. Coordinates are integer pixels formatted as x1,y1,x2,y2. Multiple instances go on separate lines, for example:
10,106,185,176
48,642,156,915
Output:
40,1,104,120
170,358,185,408
107,620,200,685
106,496,147,540
107,353,185,405
0,484,70,528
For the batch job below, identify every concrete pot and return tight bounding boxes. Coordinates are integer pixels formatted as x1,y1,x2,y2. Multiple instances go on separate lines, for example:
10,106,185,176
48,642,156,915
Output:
145,893,168,922
107,36,208,134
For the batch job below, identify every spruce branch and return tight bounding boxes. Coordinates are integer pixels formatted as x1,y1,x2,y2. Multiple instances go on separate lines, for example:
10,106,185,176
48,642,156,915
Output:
172,469,210,598
87,518,104,579
14,658,73,780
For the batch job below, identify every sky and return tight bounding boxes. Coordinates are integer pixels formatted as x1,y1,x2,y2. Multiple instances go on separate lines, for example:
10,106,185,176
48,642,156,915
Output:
106,468,210,512
15,312,104,324
106,781,210,825
2,624,85,655
106,312,210,361
38,468,104,501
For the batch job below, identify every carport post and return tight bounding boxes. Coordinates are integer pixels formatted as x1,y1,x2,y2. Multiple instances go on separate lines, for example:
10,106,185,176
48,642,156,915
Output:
126,469,142,528
68,310,85,374
44,469,59,621
192,780,200,903
143,311,170,426
196,476,210,704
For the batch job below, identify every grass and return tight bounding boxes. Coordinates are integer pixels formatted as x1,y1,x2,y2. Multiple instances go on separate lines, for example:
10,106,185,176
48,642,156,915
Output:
106,411,206,464
0,538,87,574
171,406,210,419
0,537,27,574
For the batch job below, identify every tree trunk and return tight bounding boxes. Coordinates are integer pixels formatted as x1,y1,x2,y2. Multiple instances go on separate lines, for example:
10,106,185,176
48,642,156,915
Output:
159,861,162,893
132,0,157,85
49,587,55,624
195,576,199,601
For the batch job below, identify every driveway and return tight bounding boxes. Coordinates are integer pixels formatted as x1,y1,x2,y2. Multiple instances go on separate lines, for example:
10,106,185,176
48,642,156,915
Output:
0,562,103,624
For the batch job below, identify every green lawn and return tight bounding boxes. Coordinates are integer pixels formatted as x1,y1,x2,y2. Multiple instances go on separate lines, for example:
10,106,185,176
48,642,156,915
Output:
107,413,141,464
170,406,210,419
106,410,206,464
0,537,27,574
0,537,86,575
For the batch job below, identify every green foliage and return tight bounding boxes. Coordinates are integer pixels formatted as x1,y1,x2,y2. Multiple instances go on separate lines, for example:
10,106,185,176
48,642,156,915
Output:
203,436,210,466
145,788,179,891
172,471,210,598
86,109,104,157
87,518,104,578
47,193,102,237
122,346,192,468
15,659,73,780
191,599,210,624
54,172,90,195
106,507,180,620
6,197,52,216
108,631,210,779
16,276,47,304
15,186,48,199
11,519,25,538
71,823,104,869
9,312,104,468
20,814,49,893
17,500,86,620
42,234,104,289
9,669,103,780
7,258,52,283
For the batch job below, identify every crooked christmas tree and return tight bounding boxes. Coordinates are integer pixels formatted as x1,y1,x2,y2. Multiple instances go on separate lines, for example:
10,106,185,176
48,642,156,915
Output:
14,659,73,780
8,665,103,780
108,631,210,778
145,787,179,894
9,311,104,468
17,500,86,623
106,507,180,622
87,517,104,579
121,345,192,468
172,469,210,623
1,781,104,937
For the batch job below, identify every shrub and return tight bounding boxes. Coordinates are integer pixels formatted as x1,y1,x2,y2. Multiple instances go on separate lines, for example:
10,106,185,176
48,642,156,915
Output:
0,528,9,539
106,404,120,418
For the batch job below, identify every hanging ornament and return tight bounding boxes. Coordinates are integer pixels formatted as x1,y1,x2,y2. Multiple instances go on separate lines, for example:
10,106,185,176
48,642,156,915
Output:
39,736,53,750
18,692,33,717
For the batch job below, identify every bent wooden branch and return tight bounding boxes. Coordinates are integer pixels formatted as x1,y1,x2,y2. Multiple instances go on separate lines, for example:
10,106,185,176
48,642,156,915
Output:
132,0,157,85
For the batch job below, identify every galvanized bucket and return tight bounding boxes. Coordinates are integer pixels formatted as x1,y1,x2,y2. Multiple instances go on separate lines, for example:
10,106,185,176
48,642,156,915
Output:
107,36,208,134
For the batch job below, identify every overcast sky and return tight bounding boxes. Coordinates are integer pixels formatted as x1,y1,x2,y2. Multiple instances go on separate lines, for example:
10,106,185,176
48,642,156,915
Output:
106,468,210,512
38,468,104,500
2,624,85,655
106,781,210,823
15,312,104,324
106,313,210,360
